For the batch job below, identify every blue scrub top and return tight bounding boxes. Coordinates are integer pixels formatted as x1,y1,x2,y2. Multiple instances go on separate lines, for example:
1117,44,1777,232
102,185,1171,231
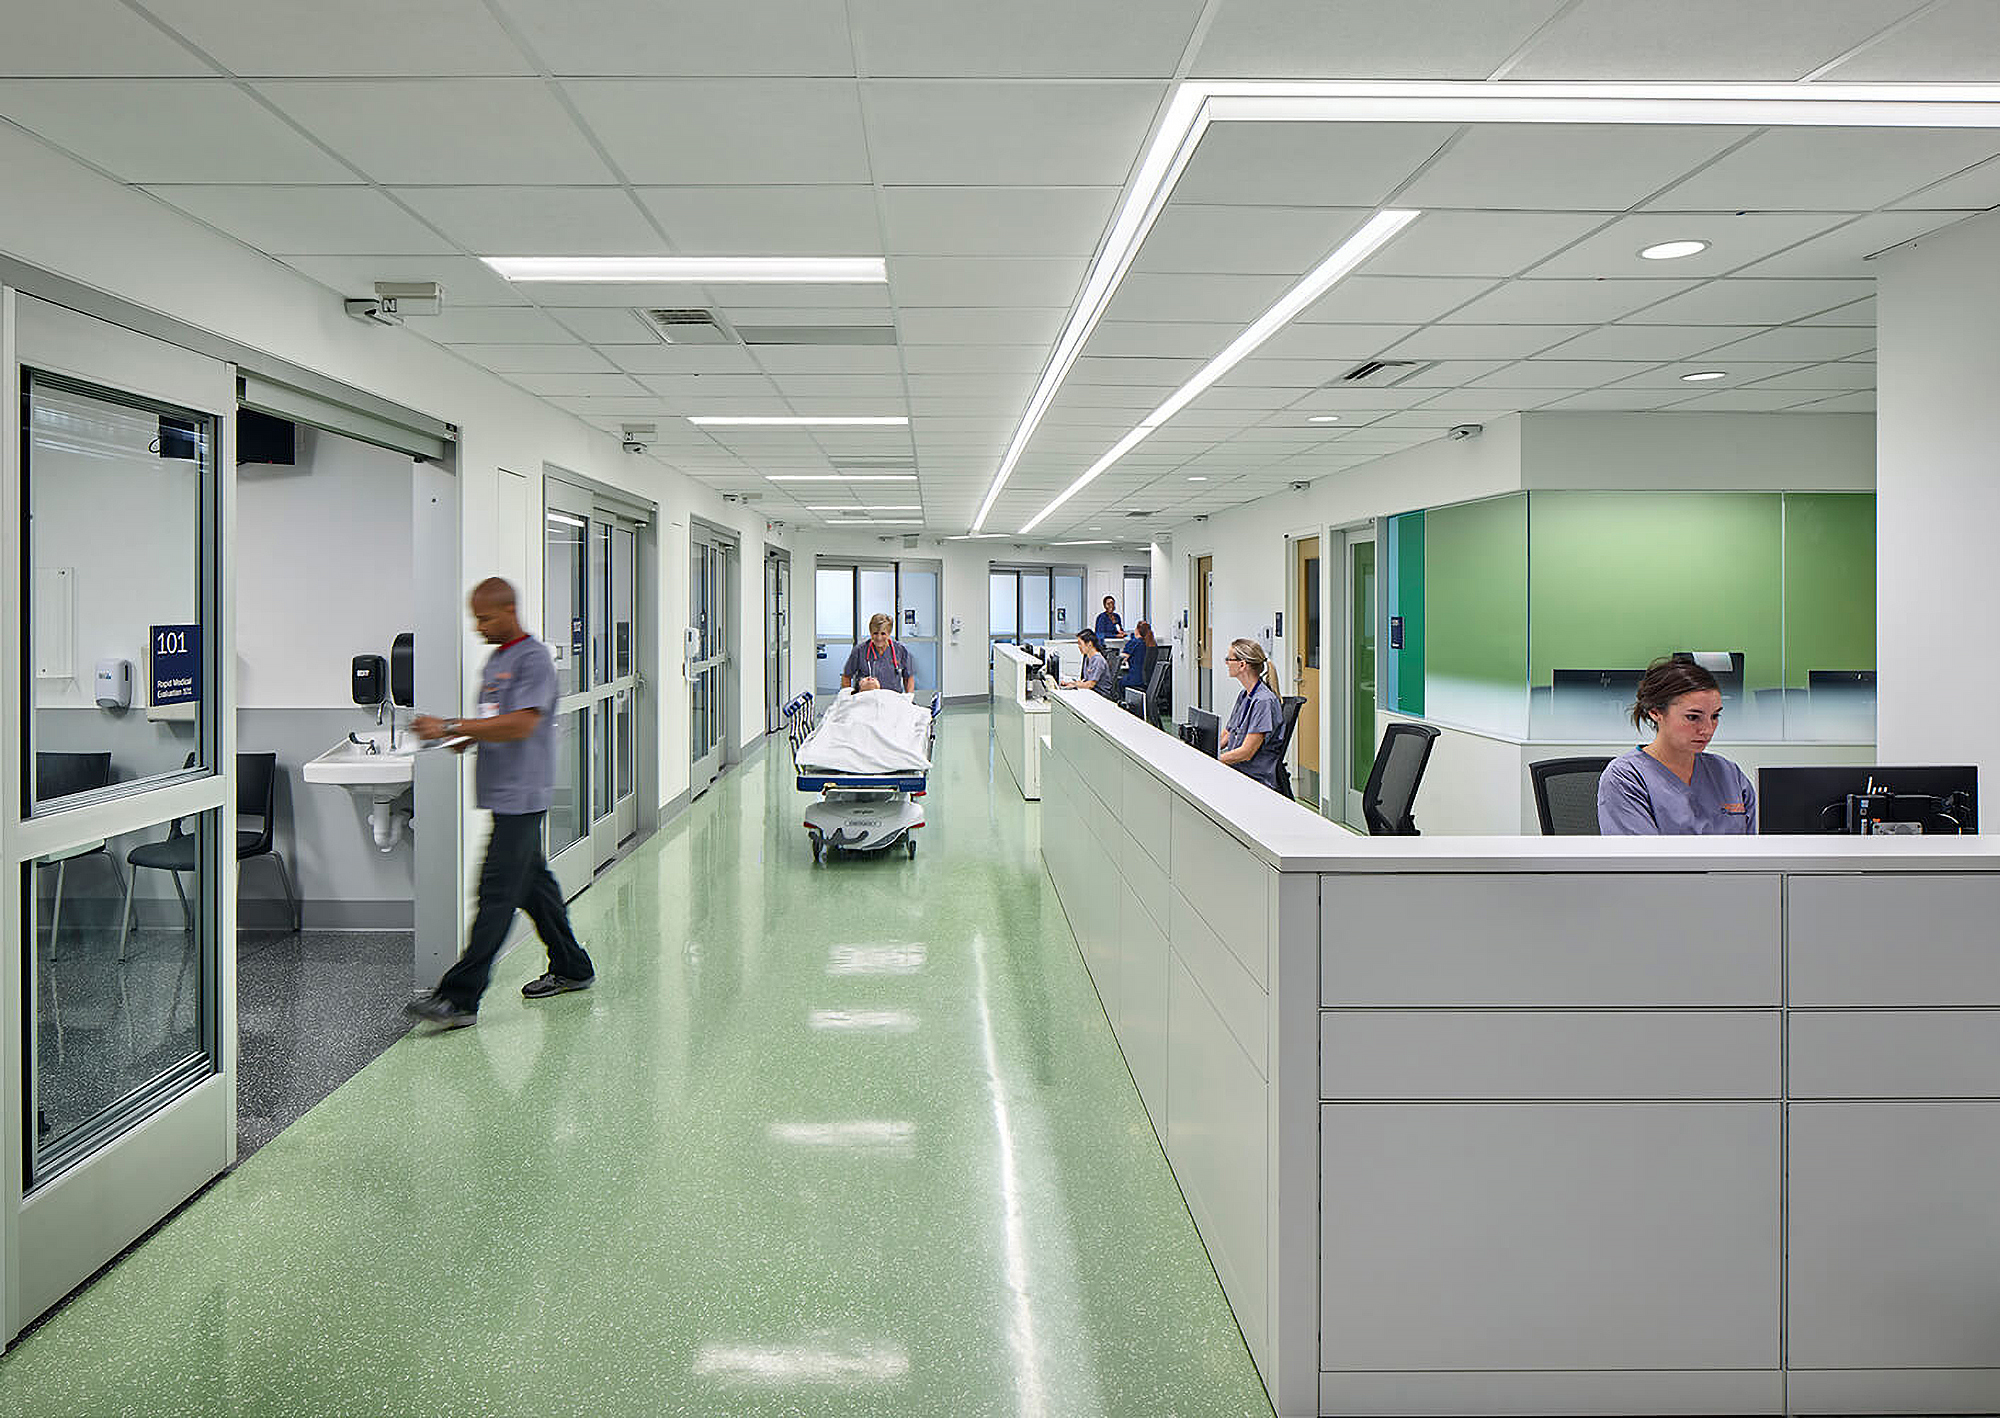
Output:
1598,747,1756,835
1094,610,1123,643
1119,635,1148,690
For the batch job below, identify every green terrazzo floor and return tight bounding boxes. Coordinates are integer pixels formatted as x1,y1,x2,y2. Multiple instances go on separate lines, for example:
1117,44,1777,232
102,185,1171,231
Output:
0,707,1275,1417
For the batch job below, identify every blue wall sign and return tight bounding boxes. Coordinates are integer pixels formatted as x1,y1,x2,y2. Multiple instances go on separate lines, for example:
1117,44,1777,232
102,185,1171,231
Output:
150,623,200,706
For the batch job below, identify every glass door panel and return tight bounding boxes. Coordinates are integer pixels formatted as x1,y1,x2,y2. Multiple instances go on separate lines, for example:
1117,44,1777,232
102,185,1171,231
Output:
613,527,634,680
898,565,940,700
548,709,587,856
1345,536,1378,831
815,566,854,697
1022,572,1051,638
546,511,587,695
1053,572,1084,639
690,528,735,795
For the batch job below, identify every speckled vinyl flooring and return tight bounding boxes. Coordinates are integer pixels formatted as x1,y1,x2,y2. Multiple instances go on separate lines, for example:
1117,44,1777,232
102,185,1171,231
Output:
0,707,1276,1418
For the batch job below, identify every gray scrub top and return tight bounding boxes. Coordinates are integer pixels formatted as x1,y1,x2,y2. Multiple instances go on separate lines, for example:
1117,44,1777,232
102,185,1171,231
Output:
1224,681,1284,789
841,639,913,690
1597,747,1756,836
475,635,558,814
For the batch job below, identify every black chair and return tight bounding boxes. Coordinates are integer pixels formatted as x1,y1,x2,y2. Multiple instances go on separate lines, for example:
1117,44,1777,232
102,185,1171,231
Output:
34,752,123,959
1144,655,1173,729
121,751,301,954
1270,695,1307,801
1361,722,1440,836
1530,756,1614,835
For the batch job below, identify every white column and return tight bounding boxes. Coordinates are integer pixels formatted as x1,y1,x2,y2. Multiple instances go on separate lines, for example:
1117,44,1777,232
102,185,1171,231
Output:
1873,207,2000,784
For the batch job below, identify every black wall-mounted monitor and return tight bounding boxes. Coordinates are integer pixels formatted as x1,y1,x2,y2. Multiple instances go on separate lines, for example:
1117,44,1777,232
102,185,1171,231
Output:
1758,764,1977,835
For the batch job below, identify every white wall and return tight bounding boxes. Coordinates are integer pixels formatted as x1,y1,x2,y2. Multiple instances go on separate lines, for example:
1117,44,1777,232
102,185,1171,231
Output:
1875,207,2000,787
1522,412,1874,492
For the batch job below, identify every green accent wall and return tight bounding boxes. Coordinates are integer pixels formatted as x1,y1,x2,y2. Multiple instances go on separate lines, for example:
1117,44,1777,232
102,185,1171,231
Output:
1426,493,1528,733
1388,510,1425,716
1528,491,1783,690
1782,492,1875,687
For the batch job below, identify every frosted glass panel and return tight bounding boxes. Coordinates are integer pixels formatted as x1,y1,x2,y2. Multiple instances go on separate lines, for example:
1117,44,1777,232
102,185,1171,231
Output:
989,572,1017,637
1023,573,1051,636
815,568,853,639
1053,573,1083,636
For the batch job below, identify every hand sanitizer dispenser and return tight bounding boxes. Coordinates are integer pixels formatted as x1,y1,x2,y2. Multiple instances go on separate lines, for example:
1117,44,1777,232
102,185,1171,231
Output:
95,658,132,710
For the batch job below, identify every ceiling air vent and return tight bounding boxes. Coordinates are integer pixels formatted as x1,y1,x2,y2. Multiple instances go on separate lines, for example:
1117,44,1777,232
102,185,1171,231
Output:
639,308,740,346
1336,358,1430,387
1123,510,1155,518
831,457,916,472
739,325,897,347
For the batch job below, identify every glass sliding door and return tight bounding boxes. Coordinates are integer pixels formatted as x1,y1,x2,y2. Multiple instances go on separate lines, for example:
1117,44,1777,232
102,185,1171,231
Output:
689,522,736,798
765,549,790,733
1343,531,1378,831
546,479,649,894
817,557,939,699
6,295,236,1337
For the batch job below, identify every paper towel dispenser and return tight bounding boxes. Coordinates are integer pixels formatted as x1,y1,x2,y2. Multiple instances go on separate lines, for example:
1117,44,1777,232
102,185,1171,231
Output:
390,632,414,708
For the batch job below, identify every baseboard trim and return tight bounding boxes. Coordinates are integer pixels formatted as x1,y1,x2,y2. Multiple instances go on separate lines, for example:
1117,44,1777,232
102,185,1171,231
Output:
944,693,986,708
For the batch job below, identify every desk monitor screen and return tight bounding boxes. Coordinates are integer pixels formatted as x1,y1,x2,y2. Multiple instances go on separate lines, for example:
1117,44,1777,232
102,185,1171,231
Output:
1758,764,1977,835
1551,667,1645,702
1123,687,1147,718
1180,707,1220,759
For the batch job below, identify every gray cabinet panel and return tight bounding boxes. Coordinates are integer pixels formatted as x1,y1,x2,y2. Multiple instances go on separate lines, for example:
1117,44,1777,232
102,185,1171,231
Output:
1788,1102,2000,1369
1320,1368,1784,1417
1320,1011,1780,1100
1787,1368,2000,1416
1120,880,1170,1129
1120,815,1168,933
1321,1103,1781,1372
1122,759,1170,870
1322,873,1781,1007
1789,876,2000,1006
1170,886,1268,1079
1791,1010,2000,1098
1171,798,1270,988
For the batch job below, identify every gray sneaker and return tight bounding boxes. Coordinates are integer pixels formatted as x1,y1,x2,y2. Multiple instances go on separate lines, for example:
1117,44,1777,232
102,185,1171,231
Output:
405,991,477,1029
522,972,594,1000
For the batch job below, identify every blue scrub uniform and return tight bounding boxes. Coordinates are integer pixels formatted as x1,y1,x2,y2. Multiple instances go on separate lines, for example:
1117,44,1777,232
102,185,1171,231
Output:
1598,747,1756,835
1119,635,1148,691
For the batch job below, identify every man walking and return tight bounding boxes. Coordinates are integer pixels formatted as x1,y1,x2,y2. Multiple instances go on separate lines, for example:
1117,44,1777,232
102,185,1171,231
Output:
405,577,596,1029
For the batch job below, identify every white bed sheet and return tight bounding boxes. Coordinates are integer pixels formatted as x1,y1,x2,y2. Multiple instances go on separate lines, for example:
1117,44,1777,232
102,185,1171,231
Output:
797,691,932,775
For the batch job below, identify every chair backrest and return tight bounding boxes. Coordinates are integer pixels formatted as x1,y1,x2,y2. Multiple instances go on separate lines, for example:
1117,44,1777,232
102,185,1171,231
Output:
1362,722,1440,836
1270,696,1307,801
34,751,113,803
236,751,280,854
1529,756,1614,835
1145,655,1172,726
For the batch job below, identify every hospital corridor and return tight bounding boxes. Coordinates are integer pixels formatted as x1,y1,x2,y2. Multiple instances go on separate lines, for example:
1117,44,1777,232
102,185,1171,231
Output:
0,707,1274,1418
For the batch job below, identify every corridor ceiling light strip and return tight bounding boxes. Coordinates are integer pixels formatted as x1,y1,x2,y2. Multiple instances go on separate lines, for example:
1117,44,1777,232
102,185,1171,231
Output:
482,256,886,283
803,505,922,511
1019,208,1418,535
971,79,2000,536
691,416,908,427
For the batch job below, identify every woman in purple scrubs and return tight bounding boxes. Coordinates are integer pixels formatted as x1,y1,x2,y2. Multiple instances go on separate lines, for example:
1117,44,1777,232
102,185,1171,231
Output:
1598,656,1756,835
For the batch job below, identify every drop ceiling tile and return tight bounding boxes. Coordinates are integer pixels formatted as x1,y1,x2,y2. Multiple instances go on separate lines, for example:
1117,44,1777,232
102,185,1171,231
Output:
1172,121,1458,207
1647,127,2000,212
1507,0,1925,80
1741,362,1875,391
635,185,881,254
1364,210,1609,279
1610,364,1806,390
1699,327,1877,363
609,347,770,377
140,184,454,255
889,256,1089,309
1382,325,1589,361
1279,385,1431,410
1821,0,2000,80
1299,276,1495,324
1537,387,1696,411
901,346,1049,375
1,0,215,76
565,79,869,184
1469,359,1660,389
257,79,613,184
425,306,579,343
712,285,892,310
908,373,1037,401
1799,297,1874,327
1728,211,1968,278
1536,324,1760,361
750,345,903,374
1191,0,1571,78
0,80,354,181
279,253,528,305
1892,156,2000,212
1670,389,1825,412
1526,212,1847,280
1101,271,1292,325
1627,278,1873,325
1133,205,1371,276
1450,277,1696,324
147,0,533,76
764,374,907,398
1255,322,1424,363
451,343,620,373
1070,356,1202,387
393,187,665,255
513,372,647,395
1081,321,1239,361
898,308,1069,344
617,372,779,397
1394,359,1514,388
1790,392,1875,413
862,81,1165,186
496,0,854,76
880,185,1118,257
549,307,666,343
1398,125,1753,211
851,0,1202,76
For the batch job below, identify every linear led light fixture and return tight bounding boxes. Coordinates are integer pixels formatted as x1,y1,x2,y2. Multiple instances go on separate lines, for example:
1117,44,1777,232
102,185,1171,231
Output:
691,416,907,427
1019,208,1417,534
482,257,886,284
804,505,921,511
971,80,2000,535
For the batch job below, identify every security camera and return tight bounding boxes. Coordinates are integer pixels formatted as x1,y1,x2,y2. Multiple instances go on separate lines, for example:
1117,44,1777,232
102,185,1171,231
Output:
343,298,401,327
1194,514,1208,523
622,438,648,455
1447,423,1484,441
1290,480,1311,492
620,423,656,456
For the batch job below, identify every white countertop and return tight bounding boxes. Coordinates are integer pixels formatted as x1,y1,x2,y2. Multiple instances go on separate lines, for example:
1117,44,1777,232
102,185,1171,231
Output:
1049,688,2000,875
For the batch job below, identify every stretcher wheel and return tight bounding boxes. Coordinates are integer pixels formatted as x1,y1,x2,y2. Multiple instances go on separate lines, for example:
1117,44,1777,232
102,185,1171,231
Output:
905,836,917,859
809,830,824,864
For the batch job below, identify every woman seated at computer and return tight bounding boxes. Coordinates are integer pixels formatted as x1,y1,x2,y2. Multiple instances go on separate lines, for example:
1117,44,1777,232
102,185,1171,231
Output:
841,613,915,697
1120,622,1156,694
1598,655,1756,835
1218,638,1283,790
1060,630,1120,698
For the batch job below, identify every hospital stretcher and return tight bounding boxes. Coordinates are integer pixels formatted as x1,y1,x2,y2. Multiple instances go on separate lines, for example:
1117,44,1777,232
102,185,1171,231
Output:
783,690,942,862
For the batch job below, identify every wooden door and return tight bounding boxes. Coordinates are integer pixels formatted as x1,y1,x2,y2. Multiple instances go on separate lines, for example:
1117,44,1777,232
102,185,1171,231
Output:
1294,536,1322,795
1195,554,1213,710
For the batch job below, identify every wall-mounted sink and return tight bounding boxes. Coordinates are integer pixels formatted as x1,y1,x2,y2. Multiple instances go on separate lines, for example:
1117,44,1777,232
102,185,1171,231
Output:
304,732,417,851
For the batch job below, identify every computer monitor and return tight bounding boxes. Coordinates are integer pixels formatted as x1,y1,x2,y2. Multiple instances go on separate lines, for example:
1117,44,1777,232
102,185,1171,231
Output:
1551,667,1646,706
1043,650,1059,682
1757,764,1977,835
1673,650,1745,706
1123,687,1147,719
1180,707,1220,758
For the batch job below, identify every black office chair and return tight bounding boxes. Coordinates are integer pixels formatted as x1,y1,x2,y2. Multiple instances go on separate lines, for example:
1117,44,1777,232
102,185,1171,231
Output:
122,751,301,955
1270,695,1307,801
34,752,123,959
1530,756,1614,835
1361,722,1440,836
1144,655,1173,729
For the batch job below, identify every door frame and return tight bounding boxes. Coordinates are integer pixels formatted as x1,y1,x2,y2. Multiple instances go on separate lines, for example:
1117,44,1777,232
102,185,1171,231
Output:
1191,552,1214,713
1335,523,1378,831
1285,528,1326,814
688,519,738,799
764,546,791,734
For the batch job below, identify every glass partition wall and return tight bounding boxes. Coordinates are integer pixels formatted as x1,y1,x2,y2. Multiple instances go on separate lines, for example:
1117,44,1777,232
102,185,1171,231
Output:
817,557,941,699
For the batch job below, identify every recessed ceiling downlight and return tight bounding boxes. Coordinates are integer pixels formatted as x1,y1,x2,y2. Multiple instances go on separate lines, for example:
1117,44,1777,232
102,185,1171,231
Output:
1306,414,1341,424
1640,240,1709,261
1681,371,1728,382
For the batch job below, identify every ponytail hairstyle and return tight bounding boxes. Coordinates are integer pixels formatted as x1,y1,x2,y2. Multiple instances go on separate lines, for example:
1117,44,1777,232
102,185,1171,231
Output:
1631,654,1720,733
1228,637,1279,694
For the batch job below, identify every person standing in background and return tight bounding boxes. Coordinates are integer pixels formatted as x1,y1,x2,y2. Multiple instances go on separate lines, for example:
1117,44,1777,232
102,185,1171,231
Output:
1094,596,1124,645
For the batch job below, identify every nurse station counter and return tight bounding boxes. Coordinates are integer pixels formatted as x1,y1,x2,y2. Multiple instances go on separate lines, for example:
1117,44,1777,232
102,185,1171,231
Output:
993,642,1050,800
1039,687,2000,1418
